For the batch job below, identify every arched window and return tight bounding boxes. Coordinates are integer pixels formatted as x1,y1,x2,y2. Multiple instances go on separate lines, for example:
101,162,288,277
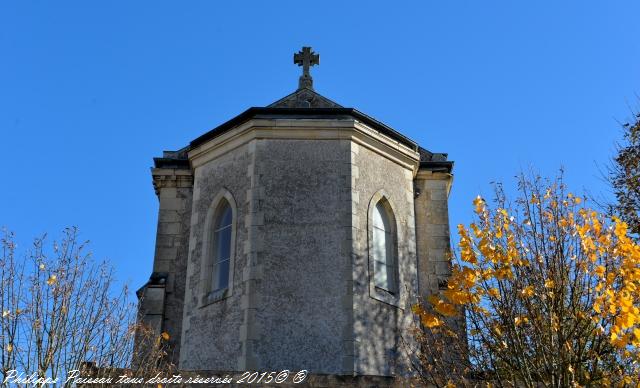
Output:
372,200,397,293
211,199,232,292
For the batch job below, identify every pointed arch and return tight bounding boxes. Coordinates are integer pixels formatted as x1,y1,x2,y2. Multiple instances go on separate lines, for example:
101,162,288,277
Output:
367,190,399,297
201,188,237,304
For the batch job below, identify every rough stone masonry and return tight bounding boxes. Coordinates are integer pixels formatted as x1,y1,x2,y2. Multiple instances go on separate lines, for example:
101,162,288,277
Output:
136,47,457,384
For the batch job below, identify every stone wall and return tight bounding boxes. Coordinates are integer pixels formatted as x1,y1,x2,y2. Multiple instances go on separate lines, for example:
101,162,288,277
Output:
137,166,193,365
167,121,451,377
179,143,252,370
414,170,453,300
248,139,352,374
349,142,419,376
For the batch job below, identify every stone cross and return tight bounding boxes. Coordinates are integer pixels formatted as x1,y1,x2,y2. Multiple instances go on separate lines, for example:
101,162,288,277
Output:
294,47,319,90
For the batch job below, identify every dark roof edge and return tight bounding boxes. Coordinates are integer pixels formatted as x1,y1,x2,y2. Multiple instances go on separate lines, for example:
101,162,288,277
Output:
419,160,454,173
153,157,190,169
189,107,419,150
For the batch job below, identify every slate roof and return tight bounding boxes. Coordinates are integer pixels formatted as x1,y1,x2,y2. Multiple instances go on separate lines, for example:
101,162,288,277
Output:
267,87,343,109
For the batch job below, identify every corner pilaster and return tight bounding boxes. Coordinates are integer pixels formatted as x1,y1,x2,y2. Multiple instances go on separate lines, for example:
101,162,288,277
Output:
238,139,263,370
414,170,453,299
341,140,360,375
138,165,193,365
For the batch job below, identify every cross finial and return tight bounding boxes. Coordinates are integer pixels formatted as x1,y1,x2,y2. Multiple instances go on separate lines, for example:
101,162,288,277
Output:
293,47,319,90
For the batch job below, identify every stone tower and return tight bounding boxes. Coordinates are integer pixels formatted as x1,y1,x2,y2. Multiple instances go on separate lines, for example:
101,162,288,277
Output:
137,47,455,381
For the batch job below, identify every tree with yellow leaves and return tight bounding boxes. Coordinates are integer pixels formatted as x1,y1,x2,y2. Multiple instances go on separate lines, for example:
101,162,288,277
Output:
0,227,175,387
412,174,640,387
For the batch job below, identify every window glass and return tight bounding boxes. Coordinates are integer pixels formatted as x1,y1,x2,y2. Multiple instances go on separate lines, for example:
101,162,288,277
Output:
214,258,230,290
372,225,386,261
215,226,231,262
212,201,232,291
374,260,388,289
372,201,395,292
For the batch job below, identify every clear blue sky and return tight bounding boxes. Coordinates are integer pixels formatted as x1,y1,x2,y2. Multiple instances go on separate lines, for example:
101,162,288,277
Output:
1,1,639,290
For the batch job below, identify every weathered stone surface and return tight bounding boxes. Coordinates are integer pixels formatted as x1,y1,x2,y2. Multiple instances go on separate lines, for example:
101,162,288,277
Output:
350,144,418,377
139,97,457,378
137,167,193,366
414,173,454,300
251,139,350,374
179,143,252,371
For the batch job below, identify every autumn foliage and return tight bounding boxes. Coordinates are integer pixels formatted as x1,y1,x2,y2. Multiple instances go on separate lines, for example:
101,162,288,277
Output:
413,175,640,387
0,228,174,386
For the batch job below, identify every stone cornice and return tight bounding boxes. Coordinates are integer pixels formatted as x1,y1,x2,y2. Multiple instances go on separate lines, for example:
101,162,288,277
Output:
187,118,421,172
151,168,194,195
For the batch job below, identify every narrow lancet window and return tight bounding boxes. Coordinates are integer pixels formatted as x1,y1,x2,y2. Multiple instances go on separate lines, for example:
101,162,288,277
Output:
372,201,396,293
211,200,232,291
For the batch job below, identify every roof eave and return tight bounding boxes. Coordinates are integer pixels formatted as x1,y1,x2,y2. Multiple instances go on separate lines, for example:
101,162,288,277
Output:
419,160,454,173
189,107,419,151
